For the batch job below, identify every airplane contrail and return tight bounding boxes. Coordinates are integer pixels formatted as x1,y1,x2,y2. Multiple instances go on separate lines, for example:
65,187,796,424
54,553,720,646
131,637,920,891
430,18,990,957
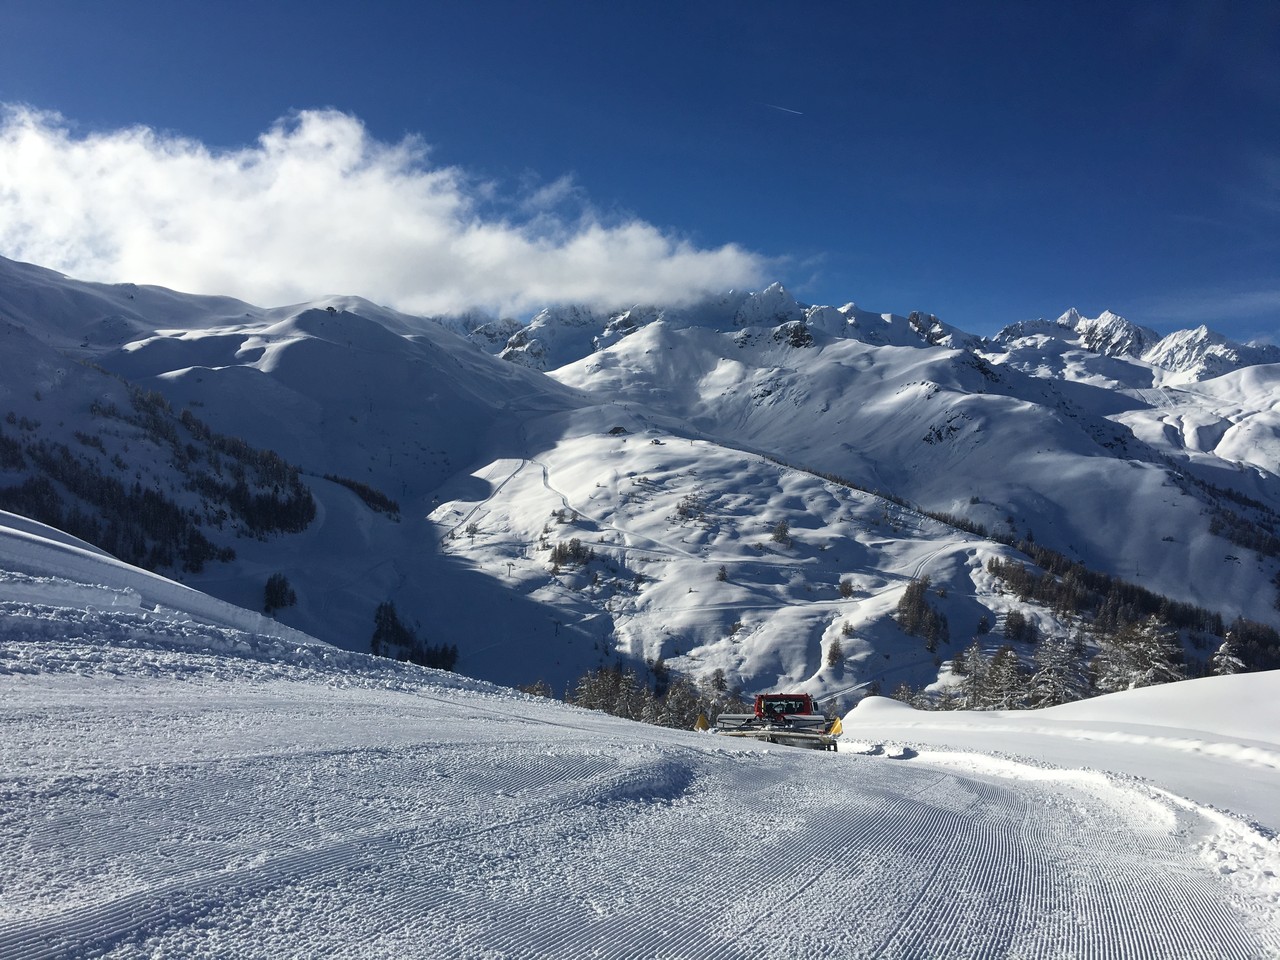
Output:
763,103,804,116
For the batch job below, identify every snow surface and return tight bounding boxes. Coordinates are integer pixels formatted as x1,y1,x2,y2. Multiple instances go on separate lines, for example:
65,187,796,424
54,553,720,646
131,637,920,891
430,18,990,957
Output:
2,513,1279,958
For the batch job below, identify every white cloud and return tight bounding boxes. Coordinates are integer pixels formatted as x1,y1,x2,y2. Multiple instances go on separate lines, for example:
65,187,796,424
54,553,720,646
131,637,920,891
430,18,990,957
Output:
0,106,768,315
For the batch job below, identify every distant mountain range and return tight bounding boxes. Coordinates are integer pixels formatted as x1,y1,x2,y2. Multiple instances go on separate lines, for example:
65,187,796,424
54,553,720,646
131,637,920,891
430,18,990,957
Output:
2,255,1278,699
992,306,1280,383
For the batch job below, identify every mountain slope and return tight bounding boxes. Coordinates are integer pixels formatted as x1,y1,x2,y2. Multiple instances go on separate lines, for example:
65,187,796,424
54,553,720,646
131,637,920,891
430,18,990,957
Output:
540,301,1280,629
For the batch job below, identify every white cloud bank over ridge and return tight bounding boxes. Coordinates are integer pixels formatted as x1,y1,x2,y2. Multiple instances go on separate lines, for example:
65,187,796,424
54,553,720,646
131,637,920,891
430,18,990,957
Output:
0,106,767,315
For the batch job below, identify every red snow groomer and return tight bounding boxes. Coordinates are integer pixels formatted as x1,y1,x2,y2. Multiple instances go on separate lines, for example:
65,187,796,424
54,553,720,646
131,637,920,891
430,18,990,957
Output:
711,693,842,751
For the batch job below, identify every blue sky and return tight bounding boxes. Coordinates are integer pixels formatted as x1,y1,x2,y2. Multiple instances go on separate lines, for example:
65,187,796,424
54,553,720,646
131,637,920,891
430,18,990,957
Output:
1,0,1277,338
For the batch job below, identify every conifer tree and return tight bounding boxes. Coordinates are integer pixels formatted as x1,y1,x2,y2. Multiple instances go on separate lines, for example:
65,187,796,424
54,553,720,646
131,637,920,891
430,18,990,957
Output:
986,645,1026,710
1092,616,1184,692
611,669,645,720
370,601,456,670
958,640,989,708
658,677,702,728
1028,629,1088,707
827,637,844,668
263,572,296,614
1211,633,1245,676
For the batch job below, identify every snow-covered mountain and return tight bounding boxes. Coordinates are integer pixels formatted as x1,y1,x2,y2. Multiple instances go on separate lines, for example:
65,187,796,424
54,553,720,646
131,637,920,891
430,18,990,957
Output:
992,306,1280,386
994,308,1161,360
1142,324,1280,384
2,254,1279,701
484,292,1280,629
2,513,1278,957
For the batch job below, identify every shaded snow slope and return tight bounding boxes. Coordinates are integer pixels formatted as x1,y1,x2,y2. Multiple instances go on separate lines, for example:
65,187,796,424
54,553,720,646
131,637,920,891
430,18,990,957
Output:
0,510,319,647
2,553,1278,958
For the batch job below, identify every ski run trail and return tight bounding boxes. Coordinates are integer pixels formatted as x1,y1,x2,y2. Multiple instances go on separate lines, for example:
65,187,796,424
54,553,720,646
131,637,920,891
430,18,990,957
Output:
2,551,1280,956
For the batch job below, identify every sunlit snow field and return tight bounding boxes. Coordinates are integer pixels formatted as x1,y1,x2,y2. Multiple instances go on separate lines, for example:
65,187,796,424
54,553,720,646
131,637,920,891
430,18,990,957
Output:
2,515,1279,958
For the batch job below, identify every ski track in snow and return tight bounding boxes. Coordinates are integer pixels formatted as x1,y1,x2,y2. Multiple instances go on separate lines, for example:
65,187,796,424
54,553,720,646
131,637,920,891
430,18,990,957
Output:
3,619,1278,957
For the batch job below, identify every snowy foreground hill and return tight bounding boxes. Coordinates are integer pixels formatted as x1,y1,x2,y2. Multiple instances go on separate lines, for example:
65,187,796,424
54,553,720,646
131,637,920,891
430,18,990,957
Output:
2,512,1279,958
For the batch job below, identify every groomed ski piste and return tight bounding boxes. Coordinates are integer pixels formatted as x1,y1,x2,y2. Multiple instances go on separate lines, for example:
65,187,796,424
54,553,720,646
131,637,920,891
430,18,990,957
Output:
2,512,1279,959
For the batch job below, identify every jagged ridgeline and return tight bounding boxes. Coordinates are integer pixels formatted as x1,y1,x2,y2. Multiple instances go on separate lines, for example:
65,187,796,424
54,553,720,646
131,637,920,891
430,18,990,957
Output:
0,386,315,572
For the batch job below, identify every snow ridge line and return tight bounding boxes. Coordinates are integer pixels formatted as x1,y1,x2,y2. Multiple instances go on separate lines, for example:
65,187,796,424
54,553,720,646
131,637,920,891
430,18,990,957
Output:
0,601,497,696
886,717,1280,771
0,530,321,648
